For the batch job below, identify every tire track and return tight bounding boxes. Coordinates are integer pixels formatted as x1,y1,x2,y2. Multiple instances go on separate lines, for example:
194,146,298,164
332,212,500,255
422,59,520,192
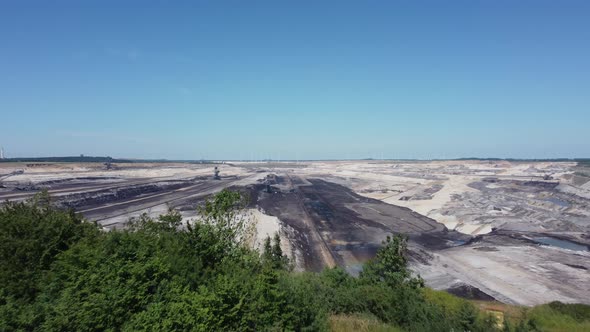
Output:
285,174,337,268
86,179,240,225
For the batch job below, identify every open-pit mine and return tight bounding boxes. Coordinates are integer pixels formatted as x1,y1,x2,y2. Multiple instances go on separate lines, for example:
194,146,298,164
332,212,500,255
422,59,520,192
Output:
1,160,589,306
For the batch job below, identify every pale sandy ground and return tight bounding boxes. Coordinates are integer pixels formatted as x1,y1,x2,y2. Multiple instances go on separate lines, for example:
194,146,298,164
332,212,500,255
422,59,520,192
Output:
4,159,585,238
247,209,304,270
96,171,269,229
386,174,480,233
234,160,583,236
281,160,579,236
412,244,590,306
3,163,252,183
249,209,281,250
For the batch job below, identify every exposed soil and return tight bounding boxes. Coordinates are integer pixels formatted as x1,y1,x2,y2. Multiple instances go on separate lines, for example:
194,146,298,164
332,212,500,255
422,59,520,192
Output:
2,160,589,305
245,175,469,272
446,284,496,301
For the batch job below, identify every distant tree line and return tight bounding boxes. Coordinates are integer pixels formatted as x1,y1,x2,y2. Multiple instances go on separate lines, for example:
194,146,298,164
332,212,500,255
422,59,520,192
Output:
0,156,125,163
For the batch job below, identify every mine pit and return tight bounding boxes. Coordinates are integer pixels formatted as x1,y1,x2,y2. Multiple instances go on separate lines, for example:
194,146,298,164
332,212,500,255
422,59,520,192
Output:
1,160,589,306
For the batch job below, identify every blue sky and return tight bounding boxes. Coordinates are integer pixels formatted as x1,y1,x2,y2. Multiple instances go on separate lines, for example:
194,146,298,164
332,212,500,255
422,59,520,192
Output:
1,1,589,160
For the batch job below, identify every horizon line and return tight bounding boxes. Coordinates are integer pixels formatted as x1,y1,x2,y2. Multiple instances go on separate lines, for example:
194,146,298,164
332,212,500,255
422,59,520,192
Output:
1,155,589,163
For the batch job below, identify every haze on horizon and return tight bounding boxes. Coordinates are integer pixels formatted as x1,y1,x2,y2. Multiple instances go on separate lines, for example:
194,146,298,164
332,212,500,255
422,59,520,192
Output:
1,1,589,160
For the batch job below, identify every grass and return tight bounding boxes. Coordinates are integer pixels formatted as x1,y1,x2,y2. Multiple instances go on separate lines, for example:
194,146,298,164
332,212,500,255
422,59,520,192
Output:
471,300,590,332
526,303,590,332
471,299,524,319
329,301,590,332
329,314,403,332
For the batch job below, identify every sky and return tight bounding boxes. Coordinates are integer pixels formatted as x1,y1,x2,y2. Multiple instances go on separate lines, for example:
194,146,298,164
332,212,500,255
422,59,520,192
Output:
1,1,589,160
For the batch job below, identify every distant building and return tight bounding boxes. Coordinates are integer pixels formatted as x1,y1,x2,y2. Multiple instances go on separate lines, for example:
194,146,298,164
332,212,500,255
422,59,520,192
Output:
0,146,4,159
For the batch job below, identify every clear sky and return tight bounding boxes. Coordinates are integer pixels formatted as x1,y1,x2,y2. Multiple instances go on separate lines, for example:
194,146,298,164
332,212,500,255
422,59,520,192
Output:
1,1,589,160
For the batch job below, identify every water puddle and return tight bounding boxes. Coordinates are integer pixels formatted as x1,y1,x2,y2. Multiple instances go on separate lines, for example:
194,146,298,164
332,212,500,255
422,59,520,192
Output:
533,236,589,251
449,239,467,246
545,197,570,207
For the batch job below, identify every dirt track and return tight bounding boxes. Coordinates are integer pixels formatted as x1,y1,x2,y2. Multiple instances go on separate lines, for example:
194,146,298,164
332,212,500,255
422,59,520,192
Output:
245,175,468,272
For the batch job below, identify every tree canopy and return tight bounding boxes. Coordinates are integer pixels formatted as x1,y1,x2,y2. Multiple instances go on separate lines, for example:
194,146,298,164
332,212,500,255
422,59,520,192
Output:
1,189,587,331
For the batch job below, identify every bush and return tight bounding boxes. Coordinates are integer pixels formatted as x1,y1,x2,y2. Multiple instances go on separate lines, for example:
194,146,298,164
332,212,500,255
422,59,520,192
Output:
1,189,588,331
0,191,99,302
524,302,590,332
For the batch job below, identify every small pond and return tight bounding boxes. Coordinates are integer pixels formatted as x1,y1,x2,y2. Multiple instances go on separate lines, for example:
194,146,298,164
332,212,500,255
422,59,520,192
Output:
533,236,589,251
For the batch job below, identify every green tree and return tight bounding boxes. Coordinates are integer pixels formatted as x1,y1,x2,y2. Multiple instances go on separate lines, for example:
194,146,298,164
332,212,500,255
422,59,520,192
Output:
4,189,586,331
457,301,479,331
361,234,423,289
262,233,289,270
0,191,99,301
503,316,512,332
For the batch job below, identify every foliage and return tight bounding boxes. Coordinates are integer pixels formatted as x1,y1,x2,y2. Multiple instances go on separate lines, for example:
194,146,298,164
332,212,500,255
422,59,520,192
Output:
262,233,290,271
0,191,101,331
1,189,589,331
329,314,403,332
424,289,499,331
360,235,422,288
546,301,590,323
0,191,99,303
522,302,590,332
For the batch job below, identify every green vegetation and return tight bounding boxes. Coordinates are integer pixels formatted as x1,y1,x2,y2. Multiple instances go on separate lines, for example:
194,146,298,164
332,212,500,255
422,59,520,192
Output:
329,314,403,332
1,190,589,331
518,302,590,332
